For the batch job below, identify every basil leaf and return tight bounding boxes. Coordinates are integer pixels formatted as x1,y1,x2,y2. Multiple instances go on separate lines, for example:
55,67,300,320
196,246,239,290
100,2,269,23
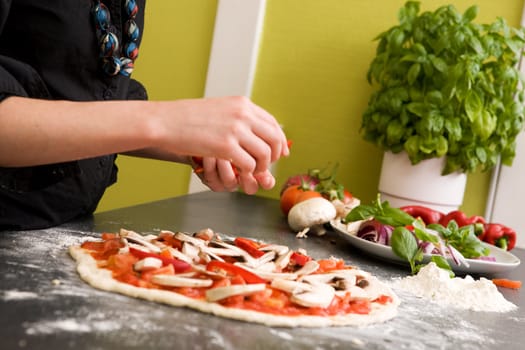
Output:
391,227,420,273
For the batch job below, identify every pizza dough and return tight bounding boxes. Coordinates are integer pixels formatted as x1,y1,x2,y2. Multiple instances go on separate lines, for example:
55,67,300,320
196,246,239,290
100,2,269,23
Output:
69,229,400,328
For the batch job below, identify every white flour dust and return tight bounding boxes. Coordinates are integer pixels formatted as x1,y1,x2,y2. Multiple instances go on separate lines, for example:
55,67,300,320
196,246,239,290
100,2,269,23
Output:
392,262,517,312
2,290,39,301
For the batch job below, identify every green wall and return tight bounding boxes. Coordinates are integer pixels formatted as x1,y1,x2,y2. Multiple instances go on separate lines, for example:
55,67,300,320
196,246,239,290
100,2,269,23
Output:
97,0,524,217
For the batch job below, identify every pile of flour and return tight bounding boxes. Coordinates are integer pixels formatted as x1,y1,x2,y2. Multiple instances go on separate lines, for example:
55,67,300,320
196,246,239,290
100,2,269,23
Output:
393,263,517,312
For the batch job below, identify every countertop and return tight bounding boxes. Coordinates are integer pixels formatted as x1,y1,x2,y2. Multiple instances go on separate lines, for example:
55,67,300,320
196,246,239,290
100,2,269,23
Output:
1,191,523,350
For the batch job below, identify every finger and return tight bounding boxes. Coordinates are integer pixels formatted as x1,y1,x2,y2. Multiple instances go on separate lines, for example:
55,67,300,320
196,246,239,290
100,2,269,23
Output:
238,172,259,195
254,169,276,190
250,103,289,158
216,159,239,191
201,158,227,192
238,135,272,174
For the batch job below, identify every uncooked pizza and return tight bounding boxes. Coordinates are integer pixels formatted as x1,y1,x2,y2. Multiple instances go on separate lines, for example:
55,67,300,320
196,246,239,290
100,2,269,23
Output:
69,228,399,327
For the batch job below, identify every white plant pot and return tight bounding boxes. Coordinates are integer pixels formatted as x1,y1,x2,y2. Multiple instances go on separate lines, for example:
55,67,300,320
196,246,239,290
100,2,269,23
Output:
378,151,467,213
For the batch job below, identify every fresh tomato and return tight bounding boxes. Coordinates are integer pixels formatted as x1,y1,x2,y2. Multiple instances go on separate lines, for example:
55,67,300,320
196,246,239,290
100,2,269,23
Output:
342,189,353,204
280,174,319,195
280,185,322,216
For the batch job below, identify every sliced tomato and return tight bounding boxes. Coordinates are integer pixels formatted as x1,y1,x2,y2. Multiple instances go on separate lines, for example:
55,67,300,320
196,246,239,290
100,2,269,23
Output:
141,264,176,283
317,258,345,273
349,299,371,314
374,294,394,304
206,260,266,284
82,238,124,259
116,272,143,287
101,232,118,240
234,237,265,258
107,253,138,274
159,248,174,260
175,287,206,299
129,247,191,273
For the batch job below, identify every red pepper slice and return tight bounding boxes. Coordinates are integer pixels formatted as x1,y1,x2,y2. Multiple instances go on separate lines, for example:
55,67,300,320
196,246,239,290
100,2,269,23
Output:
206,260,266,284
129,247,192,273
290,251,312,266
400,205,444,224
234,237,265,258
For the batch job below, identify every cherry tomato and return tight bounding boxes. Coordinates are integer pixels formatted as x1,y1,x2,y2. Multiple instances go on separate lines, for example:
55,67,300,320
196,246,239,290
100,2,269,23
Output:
342,189,353,204
279,185,322,216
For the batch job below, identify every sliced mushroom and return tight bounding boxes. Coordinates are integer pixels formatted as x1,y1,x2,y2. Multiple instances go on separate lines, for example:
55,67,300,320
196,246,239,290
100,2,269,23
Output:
260,244,289,256
300,270,356,286
174,231,206,247
287,197,336,236
182,242,200,262
330,218,371,236
119,229,161,253
210,240,274,268
133,257,163,271
151,274,213,288
294,260,319,276
271,279,311,294
274,250,293,270
167,247,193,264
331,197,361,219
271,278,335,308
291,282,335,308
200,246,243,257
193,228,215,241
205,284,266,302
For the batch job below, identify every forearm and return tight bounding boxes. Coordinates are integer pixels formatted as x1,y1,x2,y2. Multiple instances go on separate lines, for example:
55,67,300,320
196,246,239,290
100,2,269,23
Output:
123,148,191,165
0,96,161,167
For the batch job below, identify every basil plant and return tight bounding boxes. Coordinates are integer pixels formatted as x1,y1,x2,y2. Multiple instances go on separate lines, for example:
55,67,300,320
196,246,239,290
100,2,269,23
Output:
361,1,525,174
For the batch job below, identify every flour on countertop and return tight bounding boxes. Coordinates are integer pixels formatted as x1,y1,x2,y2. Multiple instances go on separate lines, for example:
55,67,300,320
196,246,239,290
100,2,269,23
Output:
392,262,517,312
2,290,39,301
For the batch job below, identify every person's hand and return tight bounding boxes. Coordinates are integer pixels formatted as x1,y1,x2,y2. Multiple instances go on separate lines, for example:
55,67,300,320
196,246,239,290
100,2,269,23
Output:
191,157,276,194
155,96,289,192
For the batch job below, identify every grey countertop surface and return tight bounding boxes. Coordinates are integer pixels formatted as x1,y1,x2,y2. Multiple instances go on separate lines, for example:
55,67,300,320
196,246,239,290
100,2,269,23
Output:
1,191,523,350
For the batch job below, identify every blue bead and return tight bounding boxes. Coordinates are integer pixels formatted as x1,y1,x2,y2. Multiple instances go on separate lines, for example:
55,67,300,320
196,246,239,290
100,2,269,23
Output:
125,0,138,18
100,32,119,57
125,20,140,41
119,58,134,76
93,0,140,77
102,56,122,76
93,2,111,31
124,42,139,60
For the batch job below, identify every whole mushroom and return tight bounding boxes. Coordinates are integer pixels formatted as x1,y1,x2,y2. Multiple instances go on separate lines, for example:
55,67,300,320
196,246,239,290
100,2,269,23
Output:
287,197,337,237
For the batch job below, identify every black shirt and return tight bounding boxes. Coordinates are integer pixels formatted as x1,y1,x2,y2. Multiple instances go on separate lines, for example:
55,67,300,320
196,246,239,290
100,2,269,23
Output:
0,0,147,230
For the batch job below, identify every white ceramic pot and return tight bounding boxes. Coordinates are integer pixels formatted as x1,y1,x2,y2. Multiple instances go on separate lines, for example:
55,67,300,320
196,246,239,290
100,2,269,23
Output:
378,151,467,213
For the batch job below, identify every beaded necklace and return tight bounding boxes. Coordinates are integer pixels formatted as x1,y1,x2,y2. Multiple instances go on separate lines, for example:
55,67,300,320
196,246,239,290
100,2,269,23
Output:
92,0,140,77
